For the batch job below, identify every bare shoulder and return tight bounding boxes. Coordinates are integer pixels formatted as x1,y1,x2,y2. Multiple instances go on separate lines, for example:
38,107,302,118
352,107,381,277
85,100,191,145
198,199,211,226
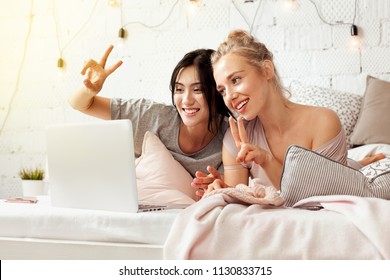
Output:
295,104,340,126
304,105,342,148
309,106,340,124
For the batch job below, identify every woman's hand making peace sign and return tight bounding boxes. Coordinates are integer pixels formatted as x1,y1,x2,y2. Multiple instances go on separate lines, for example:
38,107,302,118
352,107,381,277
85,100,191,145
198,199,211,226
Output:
229,116,272,166
204,116,274,195
81,45,123,95
68,45,124,119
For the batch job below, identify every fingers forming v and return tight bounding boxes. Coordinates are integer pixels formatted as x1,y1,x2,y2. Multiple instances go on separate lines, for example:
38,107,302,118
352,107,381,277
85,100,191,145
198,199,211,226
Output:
237,116,249,143
229,116,249,150
106,60,123,76
229,116,241,149
100,45,123,76
99,45,114,68
81,45,122,78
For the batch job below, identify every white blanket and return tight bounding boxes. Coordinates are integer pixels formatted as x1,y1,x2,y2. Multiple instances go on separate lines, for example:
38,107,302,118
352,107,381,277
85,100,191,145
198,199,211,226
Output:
164,194,390,259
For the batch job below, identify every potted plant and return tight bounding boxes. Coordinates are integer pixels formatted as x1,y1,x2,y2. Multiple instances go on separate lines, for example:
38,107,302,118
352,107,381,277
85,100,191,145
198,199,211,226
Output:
18,167,46,196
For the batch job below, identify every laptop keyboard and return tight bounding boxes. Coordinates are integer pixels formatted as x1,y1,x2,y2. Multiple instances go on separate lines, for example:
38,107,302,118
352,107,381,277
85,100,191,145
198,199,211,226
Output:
138,204,166,212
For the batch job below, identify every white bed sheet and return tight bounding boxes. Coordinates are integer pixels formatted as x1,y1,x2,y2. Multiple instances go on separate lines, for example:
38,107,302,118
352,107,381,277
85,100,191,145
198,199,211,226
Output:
0,196,181,245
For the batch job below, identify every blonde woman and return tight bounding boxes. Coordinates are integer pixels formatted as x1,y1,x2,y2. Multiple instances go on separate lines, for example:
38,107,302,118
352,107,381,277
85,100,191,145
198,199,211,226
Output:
193,29,384,194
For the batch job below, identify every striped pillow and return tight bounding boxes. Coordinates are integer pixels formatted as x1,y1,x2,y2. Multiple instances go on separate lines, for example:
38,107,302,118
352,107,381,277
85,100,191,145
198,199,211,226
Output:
280,145,390,207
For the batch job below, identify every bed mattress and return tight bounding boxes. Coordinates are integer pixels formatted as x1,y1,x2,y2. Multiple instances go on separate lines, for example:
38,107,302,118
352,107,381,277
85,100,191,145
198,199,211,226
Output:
0,196,181,245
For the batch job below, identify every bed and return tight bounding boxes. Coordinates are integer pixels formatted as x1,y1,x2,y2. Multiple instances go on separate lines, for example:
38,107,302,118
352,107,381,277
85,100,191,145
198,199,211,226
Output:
0,131,192,260
0,196,181,259
1,75,390,260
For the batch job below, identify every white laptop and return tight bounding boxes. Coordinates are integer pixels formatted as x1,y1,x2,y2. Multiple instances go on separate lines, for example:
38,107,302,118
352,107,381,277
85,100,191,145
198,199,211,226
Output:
46,119,188,213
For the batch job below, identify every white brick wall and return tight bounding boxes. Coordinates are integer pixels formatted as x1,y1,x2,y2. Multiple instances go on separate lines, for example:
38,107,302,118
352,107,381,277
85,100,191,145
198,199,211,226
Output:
1,0,389,197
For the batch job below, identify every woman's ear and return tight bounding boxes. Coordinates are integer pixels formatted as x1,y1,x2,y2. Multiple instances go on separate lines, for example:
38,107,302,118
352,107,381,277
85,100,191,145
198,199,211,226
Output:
263,60,275,80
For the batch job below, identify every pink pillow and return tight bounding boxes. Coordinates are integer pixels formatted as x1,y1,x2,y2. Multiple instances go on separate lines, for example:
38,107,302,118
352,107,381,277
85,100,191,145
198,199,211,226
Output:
135,131,197,204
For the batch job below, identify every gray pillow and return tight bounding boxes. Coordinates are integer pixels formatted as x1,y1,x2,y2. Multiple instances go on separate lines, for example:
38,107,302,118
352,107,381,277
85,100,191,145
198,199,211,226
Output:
350,76,390,145
280,145,390,207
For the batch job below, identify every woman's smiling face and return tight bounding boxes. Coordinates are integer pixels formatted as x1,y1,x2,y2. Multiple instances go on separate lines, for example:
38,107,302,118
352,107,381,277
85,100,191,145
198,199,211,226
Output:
213,53,271,121
173,65,210,128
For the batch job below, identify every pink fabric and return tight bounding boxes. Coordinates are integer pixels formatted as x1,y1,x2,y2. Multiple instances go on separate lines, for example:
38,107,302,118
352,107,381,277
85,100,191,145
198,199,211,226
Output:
315,129,348,164
203,178,285,206
294,195,390,259
164,195,388,259
223,117,348,186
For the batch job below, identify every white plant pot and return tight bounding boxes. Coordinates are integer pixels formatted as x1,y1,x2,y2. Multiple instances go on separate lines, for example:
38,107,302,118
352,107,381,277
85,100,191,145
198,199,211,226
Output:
21,180,45,197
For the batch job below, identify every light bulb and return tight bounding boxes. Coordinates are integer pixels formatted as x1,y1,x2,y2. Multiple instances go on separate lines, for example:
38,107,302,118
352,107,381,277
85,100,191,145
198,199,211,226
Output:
350,35,360,48
351,25,358,36
115,28,126,56
187,0,200,15
285,0,298,10
108,0,119,8
57,58,65,77
350,25,360,48
118,27,126,39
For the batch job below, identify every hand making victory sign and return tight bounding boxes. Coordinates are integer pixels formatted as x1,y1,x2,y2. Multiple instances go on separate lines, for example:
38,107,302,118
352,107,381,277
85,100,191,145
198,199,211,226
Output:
229,116,272,166
68,44,124,120
191,116,257,197
81,45,123,95
205,115,279,195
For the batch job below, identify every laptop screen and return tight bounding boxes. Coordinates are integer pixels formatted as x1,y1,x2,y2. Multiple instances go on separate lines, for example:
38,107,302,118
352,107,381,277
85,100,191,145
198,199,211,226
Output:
46,119,139,213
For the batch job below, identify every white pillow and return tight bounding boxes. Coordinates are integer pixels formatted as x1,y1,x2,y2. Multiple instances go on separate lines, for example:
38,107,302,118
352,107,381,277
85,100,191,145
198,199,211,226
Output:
135,131,196,204
289,82,362,147
360,157,390,179
348,144,390,161
280,145,390,207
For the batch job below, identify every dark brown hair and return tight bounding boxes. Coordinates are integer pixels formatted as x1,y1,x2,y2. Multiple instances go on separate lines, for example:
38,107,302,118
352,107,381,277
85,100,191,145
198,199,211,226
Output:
170,49,232,132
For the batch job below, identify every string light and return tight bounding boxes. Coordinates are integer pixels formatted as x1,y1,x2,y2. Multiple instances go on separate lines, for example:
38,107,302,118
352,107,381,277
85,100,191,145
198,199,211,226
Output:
351,24,358,36
305,0,360,47
121,0,180,30
116,27,127,53
57,57,65,77
57,57,64,68
115,0,126,53
285,0,298,10
350,24,360,48
52,0,99,75
0,0,34,136
108,0,119,8
232,0,263,34
187,0,201,15
118,27,126,40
